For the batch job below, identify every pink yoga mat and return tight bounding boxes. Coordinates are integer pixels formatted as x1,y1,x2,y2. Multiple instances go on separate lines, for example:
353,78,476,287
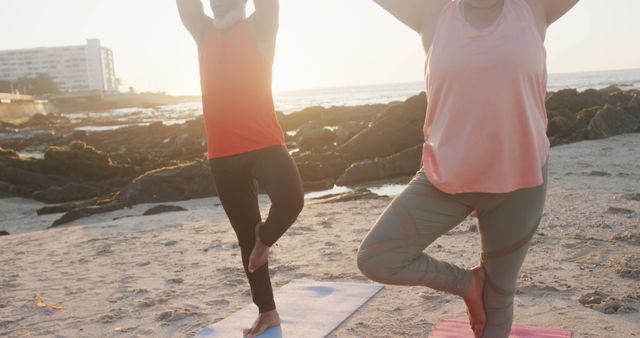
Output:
429,319,572,338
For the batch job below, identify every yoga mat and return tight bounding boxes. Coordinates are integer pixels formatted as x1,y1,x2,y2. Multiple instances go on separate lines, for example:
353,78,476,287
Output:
194,279,384,338
430,319,572,338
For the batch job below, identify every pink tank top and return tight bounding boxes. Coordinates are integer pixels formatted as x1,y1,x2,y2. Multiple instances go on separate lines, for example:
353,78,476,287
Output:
423,0,550,194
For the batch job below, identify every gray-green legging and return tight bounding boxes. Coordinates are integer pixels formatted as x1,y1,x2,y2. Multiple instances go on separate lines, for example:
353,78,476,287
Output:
357,163,548,338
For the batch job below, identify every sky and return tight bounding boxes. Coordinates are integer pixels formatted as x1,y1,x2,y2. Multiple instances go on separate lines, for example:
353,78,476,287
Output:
1,0,639,95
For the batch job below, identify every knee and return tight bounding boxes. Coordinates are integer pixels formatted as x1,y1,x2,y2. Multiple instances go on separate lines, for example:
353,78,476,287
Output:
276,194,304,221
356,243,399,284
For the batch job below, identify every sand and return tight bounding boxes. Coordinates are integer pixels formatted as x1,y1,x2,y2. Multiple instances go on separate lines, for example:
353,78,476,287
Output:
1,133,639,338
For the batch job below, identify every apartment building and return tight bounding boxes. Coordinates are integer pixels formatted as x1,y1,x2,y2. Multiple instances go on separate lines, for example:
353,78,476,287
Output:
0,39,118,93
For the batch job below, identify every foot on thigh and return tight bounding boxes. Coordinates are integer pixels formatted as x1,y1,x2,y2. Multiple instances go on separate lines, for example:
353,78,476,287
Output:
463,265,487,338
248,221,270,273
243,310,281,338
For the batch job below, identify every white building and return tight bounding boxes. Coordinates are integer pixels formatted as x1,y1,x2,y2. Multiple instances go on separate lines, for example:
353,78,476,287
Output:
0,39,118,93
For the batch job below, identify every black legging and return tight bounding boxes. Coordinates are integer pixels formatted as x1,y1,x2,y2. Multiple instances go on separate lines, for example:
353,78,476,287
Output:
209,145,304,313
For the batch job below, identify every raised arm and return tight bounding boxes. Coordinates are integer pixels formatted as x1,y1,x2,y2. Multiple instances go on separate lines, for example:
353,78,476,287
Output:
249,0,279,64
176,0,212,46
252,0,279,33
371,0,427,32
538,0,579,25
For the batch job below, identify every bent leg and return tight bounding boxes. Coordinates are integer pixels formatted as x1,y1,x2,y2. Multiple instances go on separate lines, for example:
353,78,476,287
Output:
357,170,474,296
210,157,276,313
253,146,304,247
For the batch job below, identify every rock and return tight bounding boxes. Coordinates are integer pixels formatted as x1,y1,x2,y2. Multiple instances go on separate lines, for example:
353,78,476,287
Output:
613,256,640,280
627,94,640,121
37,205,77,215
621,193,640,201
546,88,611,113
303,179,336,192
587,104,640,139
117,161,216,206
0,147,20,161
584,171,611,177
576,106,601,126
335,121,368,144
294,152,348,182
599,85,623,95
32,182,99,203
339,93,426,162
0,230,9,236
337,144,422,186
0,181,14,197
606,206,634,215
143,205,187,216
281,105,387,132
579,291,608,306
547,115,576,138
0,167,69,197
295,123,337,151
51,200,126,228
42,141,135,181
309,189,387,204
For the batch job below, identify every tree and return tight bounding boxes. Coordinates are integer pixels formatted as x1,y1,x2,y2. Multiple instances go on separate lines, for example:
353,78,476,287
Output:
13,73,60,96
0,80,13,93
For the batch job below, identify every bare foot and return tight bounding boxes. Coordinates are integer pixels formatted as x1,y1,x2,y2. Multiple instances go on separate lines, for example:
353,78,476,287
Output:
463,266,487,338
248,221,270,273
243,310,281,338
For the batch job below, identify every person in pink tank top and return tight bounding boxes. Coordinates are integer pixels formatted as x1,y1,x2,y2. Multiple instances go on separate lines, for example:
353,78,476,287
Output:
357,1,579,337
177,1,303,336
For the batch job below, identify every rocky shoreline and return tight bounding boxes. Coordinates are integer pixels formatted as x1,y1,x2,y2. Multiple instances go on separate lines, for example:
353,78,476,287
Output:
1,86,639,229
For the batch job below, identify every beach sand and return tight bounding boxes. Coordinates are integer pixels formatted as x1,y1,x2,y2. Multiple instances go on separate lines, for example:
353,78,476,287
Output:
1,133,639,338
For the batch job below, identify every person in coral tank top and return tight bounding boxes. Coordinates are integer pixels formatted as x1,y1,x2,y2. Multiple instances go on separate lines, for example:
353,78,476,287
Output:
177,1,303,336
356,1,578,337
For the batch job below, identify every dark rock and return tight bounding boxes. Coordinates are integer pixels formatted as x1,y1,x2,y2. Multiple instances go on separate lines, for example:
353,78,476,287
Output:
309,189,387,204
0,147,20,161
576,106,601,125
0,230,9,236
37,205,76,215
337,145,422,186
43,141,130,181
621,193,640,201
0,181,14,197
627,94,640,122
302,179,336,192
579,291,608,306
281,105,387,132
584,171,611,177
335,121,368,144
143,205,187,216
117,161,216,206
294,152,348,182
546,88,611,113
1,167,69,197
50,201,126,228
606,207,634,215
587,104,640,139
295,123,337,151
599,85,623,95
613,256,640,280
547,116,576,138
33,182,99,203
339,93,426,162
548,136,571,147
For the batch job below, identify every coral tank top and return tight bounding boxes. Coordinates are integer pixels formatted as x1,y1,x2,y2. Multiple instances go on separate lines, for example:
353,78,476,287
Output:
199,19,285,159
423,0,550,194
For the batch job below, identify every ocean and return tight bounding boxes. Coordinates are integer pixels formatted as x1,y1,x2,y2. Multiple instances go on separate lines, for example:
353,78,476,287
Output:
65,68,640,131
